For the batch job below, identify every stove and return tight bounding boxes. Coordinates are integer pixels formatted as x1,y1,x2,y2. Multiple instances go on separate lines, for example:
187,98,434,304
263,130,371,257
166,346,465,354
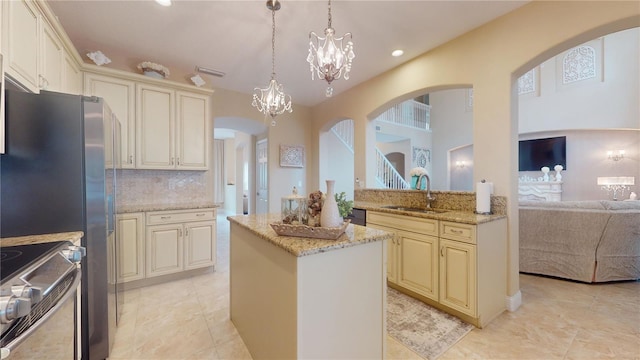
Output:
0,241,85,359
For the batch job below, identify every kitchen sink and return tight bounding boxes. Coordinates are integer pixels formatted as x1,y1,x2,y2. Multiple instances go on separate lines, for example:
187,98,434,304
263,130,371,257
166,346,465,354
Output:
380,205,449,214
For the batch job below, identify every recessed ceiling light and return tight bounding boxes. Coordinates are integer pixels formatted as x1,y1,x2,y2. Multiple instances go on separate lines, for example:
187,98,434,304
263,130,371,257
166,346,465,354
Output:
391,49,404,57
155,0,172,6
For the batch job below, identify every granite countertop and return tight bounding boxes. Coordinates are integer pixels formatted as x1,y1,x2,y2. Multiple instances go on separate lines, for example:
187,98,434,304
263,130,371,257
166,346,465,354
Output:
227,214,392,257
118,202,219,213
1,231,84,247
354,201,506,225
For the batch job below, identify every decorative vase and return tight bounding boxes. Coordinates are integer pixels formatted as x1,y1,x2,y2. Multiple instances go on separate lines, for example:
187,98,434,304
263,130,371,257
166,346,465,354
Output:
320,180,343,228
411,175,426,190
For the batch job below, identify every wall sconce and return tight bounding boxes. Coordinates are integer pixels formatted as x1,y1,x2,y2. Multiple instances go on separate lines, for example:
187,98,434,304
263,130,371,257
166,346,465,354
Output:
455,160,466,169
607,150,625,161
597,176,635,200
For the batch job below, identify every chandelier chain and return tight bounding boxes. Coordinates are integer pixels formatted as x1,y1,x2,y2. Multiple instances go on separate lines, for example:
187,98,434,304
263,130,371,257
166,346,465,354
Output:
251,0,292,122
327,0,332,28
271,5,276,78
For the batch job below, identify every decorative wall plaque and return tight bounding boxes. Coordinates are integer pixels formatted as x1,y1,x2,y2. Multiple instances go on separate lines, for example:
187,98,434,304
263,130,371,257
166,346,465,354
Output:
280,144,304,167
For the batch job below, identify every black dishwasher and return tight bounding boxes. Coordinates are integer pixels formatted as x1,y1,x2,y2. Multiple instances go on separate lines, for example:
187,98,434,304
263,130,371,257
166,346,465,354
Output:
346,208,366,226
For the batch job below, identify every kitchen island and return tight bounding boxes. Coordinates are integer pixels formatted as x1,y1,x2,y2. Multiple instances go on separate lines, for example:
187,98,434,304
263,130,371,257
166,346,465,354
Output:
227,214,392,359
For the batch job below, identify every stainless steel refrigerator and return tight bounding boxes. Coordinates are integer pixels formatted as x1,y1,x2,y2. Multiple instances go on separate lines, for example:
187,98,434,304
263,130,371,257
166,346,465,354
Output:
1,89,122,360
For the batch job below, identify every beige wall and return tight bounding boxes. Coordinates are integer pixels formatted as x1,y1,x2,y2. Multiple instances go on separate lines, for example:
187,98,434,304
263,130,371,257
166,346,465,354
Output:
309,1,640,300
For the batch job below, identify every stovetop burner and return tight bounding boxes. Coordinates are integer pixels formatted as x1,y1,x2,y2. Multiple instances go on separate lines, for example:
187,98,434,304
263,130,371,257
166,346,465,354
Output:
0,249,23,262
1,241,71,284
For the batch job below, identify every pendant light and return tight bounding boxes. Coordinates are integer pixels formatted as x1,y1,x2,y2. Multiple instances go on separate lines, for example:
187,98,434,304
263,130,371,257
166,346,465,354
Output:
252,0,292,126
307,0,355,97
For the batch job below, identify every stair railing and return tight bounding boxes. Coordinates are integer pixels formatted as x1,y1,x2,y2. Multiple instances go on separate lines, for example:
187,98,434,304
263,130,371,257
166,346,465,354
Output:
375,148,409,189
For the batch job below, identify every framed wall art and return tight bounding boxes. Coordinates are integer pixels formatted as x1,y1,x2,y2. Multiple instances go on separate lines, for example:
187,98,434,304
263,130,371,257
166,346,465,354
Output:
280,144,304,168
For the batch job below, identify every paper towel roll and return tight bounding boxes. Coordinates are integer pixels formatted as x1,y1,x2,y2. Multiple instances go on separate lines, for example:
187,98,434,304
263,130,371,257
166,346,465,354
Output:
476,181,493,214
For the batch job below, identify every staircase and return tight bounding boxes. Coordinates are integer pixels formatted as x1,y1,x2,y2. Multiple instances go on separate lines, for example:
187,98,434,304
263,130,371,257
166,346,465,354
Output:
331,119,409,190
375,148,409,189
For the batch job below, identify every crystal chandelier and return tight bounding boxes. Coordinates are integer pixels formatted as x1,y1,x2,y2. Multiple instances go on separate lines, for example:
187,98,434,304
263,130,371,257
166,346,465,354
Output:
307,0,355,97
252,0,292,126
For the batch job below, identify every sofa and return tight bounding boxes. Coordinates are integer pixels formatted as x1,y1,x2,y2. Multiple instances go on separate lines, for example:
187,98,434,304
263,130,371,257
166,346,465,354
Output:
519,200,640,283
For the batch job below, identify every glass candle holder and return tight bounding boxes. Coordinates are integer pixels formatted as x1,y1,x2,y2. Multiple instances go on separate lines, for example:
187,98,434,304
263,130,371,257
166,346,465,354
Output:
281,191,307,225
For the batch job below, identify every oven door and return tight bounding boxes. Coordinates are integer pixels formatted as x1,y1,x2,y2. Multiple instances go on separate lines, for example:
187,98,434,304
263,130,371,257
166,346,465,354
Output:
0,269,80,360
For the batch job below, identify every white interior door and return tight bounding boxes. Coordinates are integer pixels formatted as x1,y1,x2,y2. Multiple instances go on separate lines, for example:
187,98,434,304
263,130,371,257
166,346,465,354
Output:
256,139,268,214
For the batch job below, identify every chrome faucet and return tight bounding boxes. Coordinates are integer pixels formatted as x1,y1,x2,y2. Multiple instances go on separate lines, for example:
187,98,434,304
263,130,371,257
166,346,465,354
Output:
417,174,435,208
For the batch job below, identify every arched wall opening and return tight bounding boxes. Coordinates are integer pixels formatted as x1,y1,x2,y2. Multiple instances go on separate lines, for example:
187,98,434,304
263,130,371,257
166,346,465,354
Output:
214,116,267,215
364,85,473,191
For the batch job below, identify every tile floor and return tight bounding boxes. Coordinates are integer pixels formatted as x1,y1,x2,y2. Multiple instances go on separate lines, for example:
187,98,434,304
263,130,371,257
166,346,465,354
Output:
109,211,640,360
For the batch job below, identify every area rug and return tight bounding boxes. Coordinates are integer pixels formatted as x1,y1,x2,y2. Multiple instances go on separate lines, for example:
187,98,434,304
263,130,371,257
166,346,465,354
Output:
387,287,474,360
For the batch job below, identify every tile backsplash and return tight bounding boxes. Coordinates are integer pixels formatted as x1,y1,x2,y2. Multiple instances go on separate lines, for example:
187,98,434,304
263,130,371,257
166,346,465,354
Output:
117,169,211,206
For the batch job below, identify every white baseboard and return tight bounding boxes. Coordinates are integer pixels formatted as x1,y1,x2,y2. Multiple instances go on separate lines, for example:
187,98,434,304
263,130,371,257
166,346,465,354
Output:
506,290,522,312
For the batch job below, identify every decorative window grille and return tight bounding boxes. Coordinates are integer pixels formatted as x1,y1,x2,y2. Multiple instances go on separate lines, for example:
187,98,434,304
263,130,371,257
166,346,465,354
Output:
518,68,536,95
562,45,596,84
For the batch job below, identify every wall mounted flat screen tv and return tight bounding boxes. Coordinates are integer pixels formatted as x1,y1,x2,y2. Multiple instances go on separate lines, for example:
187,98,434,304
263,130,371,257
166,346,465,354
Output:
518,136,567,171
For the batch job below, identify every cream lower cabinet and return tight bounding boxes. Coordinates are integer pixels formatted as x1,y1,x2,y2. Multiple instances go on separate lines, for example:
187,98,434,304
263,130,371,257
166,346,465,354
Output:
439,237,476,316
145,208,216,278
438,219,507,327
116,212,145,283
367,212,439,301
184,221,216,270
368,211,507,327
146,223,183,277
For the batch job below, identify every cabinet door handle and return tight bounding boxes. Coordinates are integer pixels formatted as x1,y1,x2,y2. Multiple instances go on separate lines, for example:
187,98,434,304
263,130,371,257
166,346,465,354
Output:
129,155,133,164
185,228,189,237
450,229,464,234
179,228,182,237
177,157,180,165
196,213,205,217
441,246,444,257
161,216,171,220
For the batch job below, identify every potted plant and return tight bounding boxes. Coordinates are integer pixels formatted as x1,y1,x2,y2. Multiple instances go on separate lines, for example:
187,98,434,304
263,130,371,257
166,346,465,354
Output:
334,191,354,219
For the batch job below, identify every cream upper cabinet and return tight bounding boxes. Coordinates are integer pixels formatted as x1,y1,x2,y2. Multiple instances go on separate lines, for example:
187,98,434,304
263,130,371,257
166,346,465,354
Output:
62,52,82,95
85,73,136,168
117,213,145,283
176,91,210,170
40,18,63,92
2,0,82,94
136,84,210,170
136,83,175,169
2,0,40,92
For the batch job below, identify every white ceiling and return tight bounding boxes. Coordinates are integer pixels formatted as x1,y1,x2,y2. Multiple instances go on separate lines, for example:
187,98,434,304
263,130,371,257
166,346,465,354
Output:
48,0,528,107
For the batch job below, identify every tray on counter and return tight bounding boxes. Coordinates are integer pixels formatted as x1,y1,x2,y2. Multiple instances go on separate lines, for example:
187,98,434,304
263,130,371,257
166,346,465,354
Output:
270,220,350,240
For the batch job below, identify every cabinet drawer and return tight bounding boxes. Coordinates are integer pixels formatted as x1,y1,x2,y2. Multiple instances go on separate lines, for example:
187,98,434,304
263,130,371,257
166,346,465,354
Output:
367,211,438,236
440,221,476,244
147,208,216,225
